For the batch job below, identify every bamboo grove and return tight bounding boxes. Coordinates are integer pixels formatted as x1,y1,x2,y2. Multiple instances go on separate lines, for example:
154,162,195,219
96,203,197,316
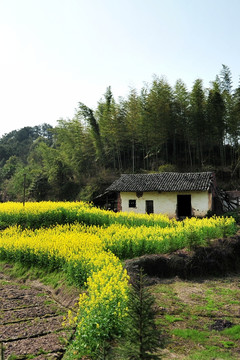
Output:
1,65,240,202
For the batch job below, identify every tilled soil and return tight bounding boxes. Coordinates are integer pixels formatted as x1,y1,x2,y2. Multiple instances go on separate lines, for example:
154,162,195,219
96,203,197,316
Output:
0,270,79,360
151,276,240,359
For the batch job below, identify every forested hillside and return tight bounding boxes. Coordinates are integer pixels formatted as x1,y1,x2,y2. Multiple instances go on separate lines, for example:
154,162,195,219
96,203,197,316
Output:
1,65,240,202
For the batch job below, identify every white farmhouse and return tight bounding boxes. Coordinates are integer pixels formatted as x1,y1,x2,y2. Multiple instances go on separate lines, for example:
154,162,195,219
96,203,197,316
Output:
105,172,216,218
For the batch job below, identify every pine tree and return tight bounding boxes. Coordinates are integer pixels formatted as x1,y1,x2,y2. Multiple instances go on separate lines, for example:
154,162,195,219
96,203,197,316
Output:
117,268,162,360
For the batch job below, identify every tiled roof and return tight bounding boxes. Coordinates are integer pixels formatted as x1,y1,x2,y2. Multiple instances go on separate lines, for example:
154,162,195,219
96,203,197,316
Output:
106,172,214,192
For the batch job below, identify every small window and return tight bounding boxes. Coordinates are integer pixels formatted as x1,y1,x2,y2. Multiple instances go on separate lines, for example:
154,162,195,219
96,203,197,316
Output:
129,199,136,208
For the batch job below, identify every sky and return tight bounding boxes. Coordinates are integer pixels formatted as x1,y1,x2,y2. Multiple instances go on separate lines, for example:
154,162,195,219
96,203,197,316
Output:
0,0,240,137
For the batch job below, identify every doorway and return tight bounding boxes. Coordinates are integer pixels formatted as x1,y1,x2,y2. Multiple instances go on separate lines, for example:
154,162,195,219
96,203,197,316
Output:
177,195,191,218
146,200,154,214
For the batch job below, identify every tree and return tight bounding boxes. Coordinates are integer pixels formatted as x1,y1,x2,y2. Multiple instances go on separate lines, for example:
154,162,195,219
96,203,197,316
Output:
117,269,162,359
1,163,32,202
97,87,127,171
230,84,240,146
220,64,233,94
125,88,142,172
138,85,152,170
145,76,173,168
206,82,225,166
78,103,104,164
29,141,75,200
189,79,207,167
219,65,233,145
229,84,240,174
172,79,191,166
28,174,51,201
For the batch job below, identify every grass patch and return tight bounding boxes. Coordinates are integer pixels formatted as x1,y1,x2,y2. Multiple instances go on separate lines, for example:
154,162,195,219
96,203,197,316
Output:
222,325,240,340
220,340,236,348
0,259,76,290
172,328,210,343
164,314,184,323
186,346,236,359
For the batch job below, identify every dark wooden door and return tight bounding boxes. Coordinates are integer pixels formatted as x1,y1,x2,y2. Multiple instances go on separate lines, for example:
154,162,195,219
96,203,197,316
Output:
177,195,191,217
146,200,154,214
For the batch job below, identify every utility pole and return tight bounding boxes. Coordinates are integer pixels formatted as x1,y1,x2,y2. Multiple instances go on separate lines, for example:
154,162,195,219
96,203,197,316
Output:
132,140,135,174
23,173,26,207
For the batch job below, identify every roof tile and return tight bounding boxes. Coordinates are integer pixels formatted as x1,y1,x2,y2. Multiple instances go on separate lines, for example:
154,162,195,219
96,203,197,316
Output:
106,172,214,192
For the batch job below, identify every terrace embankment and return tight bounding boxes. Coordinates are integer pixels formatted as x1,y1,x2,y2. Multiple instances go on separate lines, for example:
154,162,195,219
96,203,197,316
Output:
125,232,240,283
0,266,79,359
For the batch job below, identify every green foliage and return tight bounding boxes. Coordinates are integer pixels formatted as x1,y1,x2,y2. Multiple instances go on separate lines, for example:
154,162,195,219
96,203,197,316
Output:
116,269,162,359
172,328,210,344
187,346,235,359
158,164,178,173
222,210,240,224
0,259,73,290
222,325,240,340
164,314,183,323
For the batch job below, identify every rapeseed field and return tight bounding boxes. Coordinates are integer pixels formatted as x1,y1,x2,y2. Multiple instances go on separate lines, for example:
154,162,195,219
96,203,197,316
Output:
0,201,236,357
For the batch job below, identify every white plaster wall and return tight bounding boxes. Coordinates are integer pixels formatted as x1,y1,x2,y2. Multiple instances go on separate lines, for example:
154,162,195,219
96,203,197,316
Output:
192,191,212,217
120,191,211,218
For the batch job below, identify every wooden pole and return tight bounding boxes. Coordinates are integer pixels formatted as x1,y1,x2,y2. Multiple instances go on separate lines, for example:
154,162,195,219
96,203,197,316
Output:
132,141,135,174
23,173,26,207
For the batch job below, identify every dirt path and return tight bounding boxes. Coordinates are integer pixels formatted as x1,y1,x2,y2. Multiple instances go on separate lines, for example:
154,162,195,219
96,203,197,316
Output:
0,269,79,360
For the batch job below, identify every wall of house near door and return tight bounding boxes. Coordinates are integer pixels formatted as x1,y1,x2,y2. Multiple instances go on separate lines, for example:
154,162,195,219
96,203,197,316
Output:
120,191,212,218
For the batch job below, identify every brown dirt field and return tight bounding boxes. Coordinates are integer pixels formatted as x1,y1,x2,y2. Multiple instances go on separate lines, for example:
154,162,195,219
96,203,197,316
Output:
151,275,240,359
0,268,79,360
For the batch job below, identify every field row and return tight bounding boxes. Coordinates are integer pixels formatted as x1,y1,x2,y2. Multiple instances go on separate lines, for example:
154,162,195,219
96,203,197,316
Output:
0,201,171,228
